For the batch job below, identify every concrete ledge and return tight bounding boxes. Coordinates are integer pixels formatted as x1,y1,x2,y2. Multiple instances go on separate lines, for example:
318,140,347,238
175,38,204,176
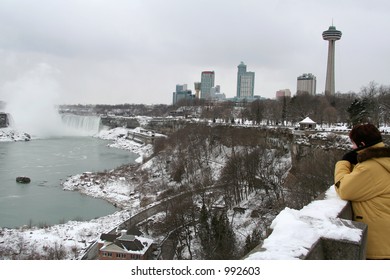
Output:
304,219,367,259
244,186,367,260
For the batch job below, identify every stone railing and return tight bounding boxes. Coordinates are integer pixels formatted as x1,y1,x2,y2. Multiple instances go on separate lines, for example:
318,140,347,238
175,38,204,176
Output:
244,186,367,260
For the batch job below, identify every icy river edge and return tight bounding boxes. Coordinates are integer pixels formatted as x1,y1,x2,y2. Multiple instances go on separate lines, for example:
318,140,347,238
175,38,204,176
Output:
0,127,154,260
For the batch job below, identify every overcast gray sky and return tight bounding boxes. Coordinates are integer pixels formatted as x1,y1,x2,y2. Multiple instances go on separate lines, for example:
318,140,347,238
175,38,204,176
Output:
0,0,389,105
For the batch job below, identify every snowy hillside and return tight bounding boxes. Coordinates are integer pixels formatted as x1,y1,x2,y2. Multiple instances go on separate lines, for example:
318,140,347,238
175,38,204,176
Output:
1,126,285,259
2,124,378,260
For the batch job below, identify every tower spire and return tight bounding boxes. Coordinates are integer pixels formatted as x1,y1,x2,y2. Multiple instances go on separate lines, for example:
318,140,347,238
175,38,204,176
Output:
322,25,342,96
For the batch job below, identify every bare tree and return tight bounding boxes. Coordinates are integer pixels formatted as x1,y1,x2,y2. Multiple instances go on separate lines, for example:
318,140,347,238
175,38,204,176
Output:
285,147,343,209
163,195,197,260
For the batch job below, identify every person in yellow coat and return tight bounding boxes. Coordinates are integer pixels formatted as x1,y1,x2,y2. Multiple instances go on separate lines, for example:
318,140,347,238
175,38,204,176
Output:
334,123,390,259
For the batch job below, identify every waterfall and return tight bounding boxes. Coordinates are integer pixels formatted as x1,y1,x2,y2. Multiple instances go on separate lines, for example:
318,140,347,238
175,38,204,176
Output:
61,114,102,136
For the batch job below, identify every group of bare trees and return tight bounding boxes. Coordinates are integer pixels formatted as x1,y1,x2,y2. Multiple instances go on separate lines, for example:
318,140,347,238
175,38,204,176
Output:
0,233,71,260
153,124,293,207
218,143,290,209
153,195,238,260
146,121,349,259
285,147,343,209
148,124,301,259
172,81,390,127
57,81,390,128
243,83,387,126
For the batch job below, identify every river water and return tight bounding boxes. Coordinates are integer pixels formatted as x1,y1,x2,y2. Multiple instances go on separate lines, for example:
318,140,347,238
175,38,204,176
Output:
0,137,137,228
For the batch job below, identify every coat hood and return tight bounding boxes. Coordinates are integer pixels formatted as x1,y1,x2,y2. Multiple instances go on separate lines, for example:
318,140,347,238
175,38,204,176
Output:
357,143,390,172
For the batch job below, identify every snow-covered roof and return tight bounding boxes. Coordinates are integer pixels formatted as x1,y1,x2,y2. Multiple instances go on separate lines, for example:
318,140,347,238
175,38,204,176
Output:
299,117,316,124
99,233,154,255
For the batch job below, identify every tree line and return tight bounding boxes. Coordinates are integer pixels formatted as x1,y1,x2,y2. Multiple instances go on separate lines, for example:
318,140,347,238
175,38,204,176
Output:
173,81,390,127
56,81,390,127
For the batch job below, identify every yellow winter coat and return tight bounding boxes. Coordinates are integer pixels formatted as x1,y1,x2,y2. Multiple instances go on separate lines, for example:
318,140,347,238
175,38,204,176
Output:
334,142,390,259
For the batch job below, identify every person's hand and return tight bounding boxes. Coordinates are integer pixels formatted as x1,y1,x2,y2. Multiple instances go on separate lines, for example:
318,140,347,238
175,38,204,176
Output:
342,150,358,165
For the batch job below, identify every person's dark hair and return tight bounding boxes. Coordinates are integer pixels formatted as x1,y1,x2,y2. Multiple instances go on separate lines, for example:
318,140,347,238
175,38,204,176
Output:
349,123,382,149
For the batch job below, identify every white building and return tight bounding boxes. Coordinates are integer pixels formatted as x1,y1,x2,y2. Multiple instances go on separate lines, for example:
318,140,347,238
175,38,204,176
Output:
200,71,215,99
297,73,316,95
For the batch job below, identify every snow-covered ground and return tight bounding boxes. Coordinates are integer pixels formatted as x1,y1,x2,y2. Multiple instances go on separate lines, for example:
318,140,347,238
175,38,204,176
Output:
0,209,132,259
95,126,154,163
61,128,153,209
1,123,385,260
0,125,275,260
0,127,31,142
0,126,155,259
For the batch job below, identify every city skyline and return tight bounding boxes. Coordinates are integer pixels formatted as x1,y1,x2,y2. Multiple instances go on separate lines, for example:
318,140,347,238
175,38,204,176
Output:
0,1,389,105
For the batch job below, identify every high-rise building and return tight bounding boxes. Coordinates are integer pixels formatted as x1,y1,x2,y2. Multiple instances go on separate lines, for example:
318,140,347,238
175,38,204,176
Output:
236,62,255,98
172,84,194,104
176,84,187,92
200,71,215,99
276,89,291,99
194,82,201,99
322,25,342,96
209,85,226,100
210,85,220,96
297,73,317,95
237,62,247,95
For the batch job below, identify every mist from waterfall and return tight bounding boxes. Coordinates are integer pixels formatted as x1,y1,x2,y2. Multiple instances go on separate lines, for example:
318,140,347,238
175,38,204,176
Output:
1,63,100,137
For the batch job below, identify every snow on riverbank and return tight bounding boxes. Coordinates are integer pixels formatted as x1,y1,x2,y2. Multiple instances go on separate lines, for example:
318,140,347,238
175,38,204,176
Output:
2,125,378,260
63,174,138,209
0,127,154,259
0,127,31,142
60,127,155,209
0,209,131,259
97,127,154,162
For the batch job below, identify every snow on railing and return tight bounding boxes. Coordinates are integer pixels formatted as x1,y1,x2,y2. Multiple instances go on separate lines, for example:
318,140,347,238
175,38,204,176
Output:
244,186,367,260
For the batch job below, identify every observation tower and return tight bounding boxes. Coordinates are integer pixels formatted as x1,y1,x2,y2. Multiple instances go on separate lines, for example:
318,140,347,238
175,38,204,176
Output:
322,25,342,96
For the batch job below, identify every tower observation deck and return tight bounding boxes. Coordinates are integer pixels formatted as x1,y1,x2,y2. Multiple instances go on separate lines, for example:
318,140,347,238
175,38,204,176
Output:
322,26,342,96
322,26,342,41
